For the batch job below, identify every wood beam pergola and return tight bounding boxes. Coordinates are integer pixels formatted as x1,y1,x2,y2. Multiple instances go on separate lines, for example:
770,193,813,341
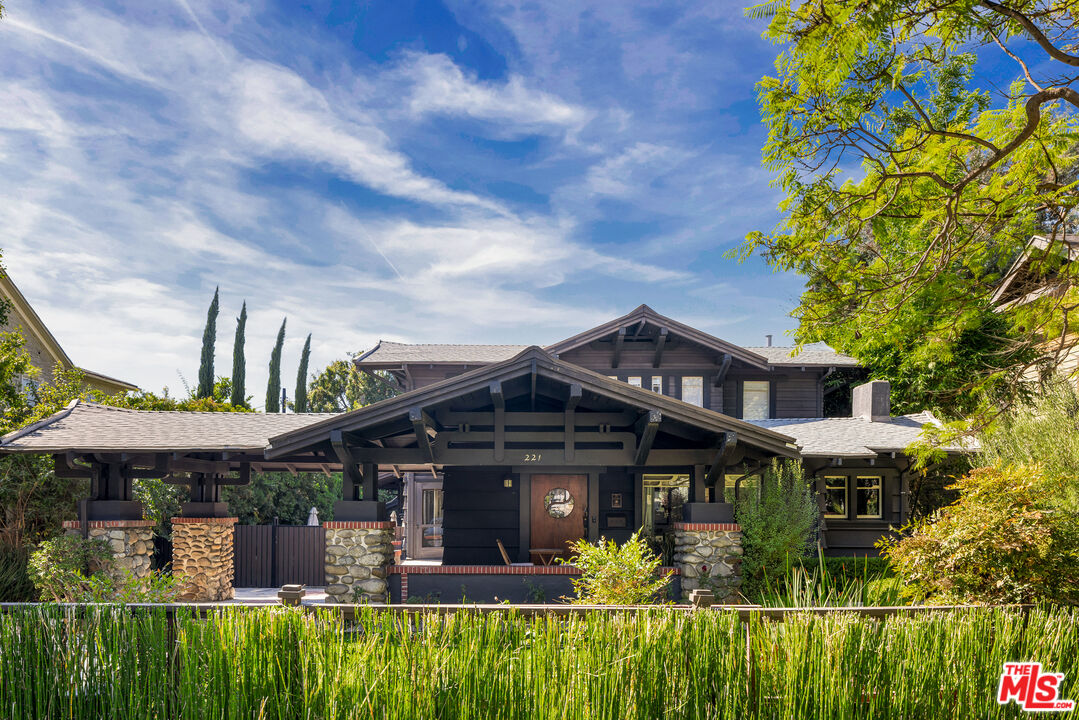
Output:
331,429,363,501
409,407,436,464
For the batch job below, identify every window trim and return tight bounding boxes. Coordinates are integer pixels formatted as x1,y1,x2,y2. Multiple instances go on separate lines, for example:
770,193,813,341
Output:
650,376,663,394
855,475,884,519
680,376,704,407
741,380,771,420
627,376,643,388
823,475,848,519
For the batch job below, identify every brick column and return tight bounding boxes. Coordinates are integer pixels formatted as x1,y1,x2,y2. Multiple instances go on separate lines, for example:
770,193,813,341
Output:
673,522,743,604
171,517,236,602
323,521,394,604
63,519,155,581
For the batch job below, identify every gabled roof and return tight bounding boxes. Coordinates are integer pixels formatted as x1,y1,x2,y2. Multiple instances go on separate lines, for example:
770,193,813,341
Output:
545,304,771,369
747,412,975,459
270,346,800,458
991,234,1079,309
0,401,338,454
355,341,529,368
0,274,138,392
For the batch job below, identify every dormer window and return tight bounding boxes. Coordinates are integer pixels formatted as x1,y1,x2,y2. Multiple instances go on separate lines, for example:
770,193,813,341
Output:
742,381,770,420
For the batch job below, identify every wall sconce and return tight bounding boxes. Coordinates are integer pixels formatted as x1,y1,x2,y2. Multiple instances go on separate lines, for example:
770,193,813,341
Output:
503,477,513,488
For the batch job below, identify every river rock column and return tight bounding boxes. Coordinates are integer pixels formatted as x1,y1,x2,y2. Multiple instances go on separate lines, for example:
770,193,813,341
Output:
673,522,744,604
171,517,237,602
323,521,395,604
63,519,155,581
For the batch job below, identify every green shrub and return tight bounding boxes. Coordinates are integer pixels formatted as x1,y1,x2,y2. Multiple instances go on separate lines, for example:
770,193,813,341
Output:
0,543,36,601
882,463,1079,604
820,555,893,582
27,534,179,603
563,530,670,604
754,551,902,607
735,459,818,596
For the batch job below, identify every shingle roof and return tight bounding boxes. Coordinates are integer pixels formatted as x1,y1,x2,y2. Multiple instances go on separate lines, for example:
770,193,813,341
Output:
356,341,530,365
746,412,975,458
0,401,339,453
357,340,861,368
742,346,860,367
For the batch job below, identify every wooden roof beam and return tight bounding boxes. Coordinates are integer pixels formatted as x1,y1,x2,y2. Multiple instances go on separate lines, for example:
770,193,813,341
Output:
408,407,436,464
633,409,662,466
704,431,738,487
612,327,627,369
652,327,668,368
714,353,732,387
490,381,505,462
330,429,363,501
564,383,582,462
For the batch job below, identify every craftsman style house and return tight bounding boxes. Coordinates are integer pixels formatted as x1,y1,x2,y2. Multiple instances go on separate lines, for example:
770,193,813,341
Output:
349,305,963,561
2,304,969,602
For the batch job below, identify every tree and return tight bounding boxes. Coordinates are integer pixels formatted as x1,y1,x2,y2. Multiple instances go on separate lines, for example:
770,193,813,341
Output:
294,334,311,413
196,288,219,399
220,471,341,525
742,0,1079,419
230,301,247,408
265,318,285,413
307,357,399,413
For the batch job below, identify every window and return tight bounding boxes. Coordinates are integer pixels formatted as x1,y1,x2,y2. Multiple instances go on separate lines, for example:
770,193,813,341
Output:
742,381,770,420
823,476,847,518
681,376,703,407
627,376,642,387
856,476,883,518
650,376,663,393
544,487,575,518
642,474,689,538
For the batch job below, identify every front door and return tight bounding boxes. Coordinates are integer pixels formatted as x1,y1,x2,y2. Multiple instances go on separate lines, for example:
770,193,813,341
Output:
530,474,587,561
408,477,444,560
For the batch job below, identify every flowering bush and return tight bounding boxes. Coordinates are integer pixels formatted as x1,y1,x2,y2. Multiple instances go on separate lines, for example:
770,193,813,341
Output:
881,464,1079,605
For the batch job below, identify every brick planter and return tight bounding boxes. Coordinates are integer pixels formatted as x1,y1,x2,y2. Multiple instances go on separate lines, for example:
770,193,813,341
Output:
673,522,743,603
63,519,155,582
323,521,394,604
171,517,237,602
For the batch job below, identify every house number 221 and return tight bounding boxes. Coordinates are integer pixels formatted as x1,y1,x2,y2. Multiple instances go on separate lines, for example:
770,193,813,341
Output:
522,453,542,462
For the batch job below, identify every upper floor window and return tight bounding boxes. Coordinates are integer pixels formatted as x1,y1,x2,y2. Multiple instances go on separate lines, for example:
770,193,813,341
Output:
627,376,642,388
742,381,770,420
681,376,703,407
650,376,663,393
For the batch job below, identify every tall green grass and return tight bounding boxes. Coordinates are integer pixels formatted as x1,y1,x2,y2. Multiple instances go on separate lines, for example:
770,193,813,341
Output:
0,605,1075,719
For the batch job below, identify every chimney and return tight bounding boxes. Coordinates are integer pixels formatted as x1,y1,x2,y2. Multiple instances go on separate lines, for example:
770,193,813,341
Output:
765,334,772,347
852,380,890,422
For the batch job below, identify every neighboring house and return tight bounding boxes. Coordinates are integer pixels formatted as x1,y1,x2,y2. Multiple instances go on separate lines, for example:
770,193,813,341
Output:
0,273,137,395
353,305,966,559
991,234,1079,383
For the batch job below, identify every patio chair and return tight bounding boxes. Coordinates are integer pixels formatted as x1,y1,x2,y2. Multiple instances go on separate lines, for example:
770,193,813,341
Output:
496,538,533,566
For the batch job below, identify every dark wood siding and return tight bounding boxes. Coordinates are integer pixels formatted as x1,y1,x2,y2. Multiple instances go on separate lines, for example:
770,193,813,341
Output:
441,467,519,564
598,468,635,544
814,464,901,556
775,376,822,418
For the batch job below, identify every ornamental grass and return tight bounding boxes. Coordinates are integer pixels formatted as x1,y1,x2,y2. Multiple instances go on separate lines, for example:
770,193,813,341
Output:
0,605,1074,719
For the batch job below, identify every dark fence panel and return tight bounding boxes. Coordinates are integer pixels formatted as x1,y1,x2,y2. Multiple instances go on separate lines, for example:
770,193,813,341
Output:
233,525,325,588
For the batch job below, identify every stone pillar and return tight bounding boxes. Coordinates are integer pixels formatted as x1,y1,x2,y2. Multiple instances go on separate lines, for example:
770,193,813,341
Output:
323,521,395,604
63,519,155,581
673,522,744,604
171,517,237,602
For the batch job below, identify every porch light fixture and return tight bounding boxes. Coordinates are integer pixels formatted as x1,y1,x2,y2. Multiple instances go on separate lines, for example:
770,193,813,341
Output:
503,477,513,488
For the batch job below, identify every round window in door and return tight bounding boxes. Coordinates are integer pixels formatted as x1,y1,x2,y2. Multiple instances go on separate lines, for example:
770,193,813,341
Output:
544,488,575,518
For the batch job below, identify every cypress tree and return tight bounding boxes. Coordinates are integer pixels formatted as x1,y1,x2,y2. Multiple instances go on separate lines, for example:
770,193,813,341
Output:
230,301,247,407
294,333,312,413
266,318,286,412
196,287,219,399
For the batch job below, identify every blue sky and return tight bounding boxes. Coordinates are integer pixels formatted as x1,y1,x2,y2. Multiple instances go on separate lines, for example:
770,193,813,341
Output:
0,0,807,407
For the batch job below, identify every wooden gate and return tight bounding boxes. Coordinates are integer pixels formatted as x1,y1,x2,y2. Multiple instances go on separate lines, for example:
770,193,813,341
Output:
233,524,326,587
